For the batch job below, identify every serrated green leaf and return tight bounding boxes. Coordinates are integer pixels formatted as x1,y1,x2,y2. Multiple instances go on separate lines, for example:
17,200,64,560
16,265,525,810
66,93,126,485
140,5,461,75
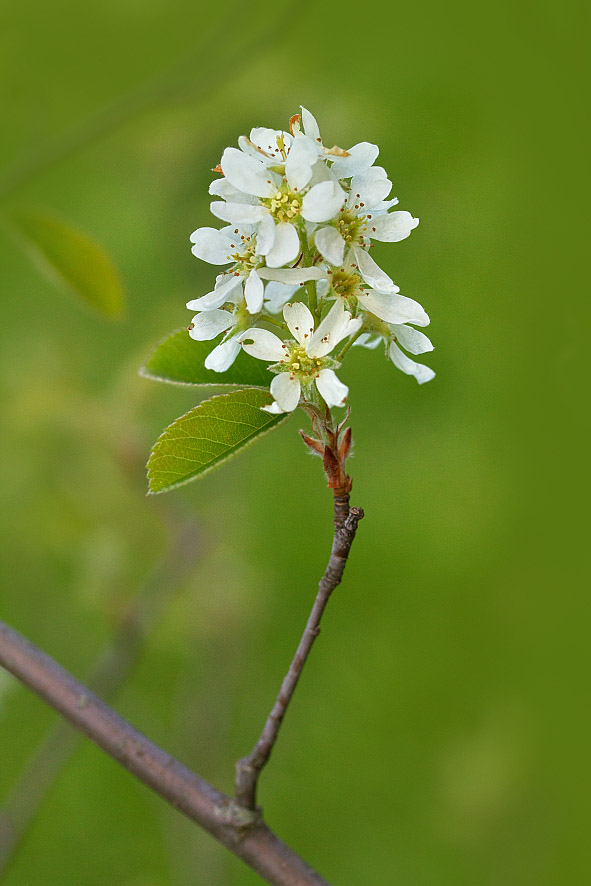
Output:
147,388,288,494
140,328,273,387
11,209,125,319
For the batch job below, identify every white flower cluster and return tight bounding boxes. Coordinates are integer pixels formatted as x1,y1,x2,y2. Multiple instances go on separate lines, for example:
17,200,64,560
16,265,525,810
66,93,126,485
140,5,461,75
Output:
187,108,434,414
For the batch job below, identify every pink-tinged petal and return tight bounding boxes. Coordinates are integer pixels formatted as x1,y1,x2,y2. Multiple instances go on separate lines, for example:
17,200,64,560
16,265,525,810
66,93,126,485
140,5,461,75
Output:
256,212,276,256
220,147,276,198
389,342,435,383
301,181,346,223
352,245,398,293
244,270,264,314
265,222,300,268
301,106,321,144
259,266,326,284
188,310,235,341
283,301,314,345
204,338,242,372
371,211,419,242
391,324,433,354
190,227,234,264
316,369,348,407
210,201,266,224
239,328,286,362
270,373,301,412
331,142,379,178
314,226,345,265
359,291,429,326
285,134,318,191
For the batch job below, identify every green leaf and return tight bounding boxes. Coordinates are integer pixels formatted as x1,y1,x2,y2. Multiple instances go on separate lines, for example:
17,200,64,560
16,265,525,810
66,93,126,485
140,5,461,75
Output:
140,328,273,387
147,388,289,494
11,209,125,319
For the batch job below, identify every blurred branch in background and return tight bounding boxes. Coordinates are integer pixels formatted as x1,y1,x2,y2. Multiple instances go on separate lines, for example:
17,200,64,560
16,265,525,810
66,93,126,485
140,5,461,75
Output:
0,0,310,204
0,514,202,877
0,621,329,885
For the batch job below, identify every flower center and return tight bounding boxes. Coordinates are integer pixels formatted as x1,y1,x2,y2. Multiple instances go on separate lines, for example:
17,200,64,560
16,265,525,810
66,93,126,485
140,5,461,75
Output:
285,344,322,376
336,210,368,246
264,184,303,222
327,268,362,303
226,230,259,273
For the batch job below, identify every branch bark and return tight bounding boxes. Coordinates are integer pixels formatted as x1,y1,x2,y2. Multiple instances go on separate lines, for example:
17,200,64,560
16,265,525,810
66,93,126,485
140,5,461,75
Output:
234,492,364,810
0,517,201,875
0,620,329,886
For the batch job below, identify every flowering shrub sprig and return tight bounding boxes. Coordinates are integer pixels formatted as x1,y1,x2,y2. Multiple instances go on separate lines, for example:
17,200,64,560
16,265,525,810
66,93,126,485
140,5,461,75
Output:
188,107,434,407
143,108,433,494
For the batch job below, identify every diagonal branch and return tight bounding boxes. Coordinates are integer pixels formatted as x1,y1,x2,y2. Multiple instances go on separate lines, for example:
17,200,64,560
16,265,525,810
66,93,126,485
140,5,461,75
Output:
0,517,201,875
234,491,364,811
0,620,329,886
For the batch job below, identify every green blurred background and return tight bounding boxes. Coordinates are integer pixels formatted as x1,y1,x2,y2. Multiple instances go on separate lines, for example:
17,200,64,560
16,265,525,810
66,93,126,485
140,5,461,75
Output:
1,0,588,883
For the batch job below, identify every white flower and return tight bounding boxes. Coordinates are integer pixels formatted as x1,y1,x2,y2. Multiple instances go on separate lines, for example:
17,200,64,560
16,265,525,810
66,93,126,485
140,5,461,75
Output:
240,301,361,413
314,170,418,268
189,224,266,313
356,323,435,384
325,260,430,326
209,133,346,265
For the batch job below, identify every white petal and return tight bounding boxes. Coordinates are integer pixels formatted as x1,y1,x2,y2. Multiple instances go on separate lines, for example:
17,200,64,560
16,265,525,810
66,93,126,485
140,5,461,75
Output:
209,178,254,201
352,245,398,293
189,227,234,264
259,266,326,284
239,328,286,362
353,333,382,350
331,142,379,178
308,300,360,357
301,181,346,223
270,373,301,412
285,135,318,192
238,135,275,165
314,226,345,265
283,302,314,345
204,338,242,372
389,342,435,383
359,291,430,326
188,310,234,341
186,275,243,310
371,211,419,242
316,369,348,407
250,127,292,157
256,212,276,256
265,222,300,267
301,106,321,144
210,201,266,225
262,400,285,414
220,147,276,198
244,270,264,314
263,282,299,313
391,324,433,354
350,167,392,207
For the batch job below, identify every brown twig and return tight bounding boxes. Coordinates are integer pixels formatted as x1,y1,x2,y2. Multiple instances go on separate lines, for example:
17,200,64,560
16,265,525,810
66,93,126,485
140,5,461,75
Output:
0,517,201,875
234,432,364,811
0,621,329,886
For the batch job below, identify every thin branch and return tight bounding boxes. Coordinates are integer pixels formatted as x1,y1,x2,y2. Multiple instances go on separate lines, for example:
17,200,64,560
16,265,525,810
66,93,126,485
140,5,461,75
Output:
0,517,201,875
235,492,364,811
0,621,329,886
